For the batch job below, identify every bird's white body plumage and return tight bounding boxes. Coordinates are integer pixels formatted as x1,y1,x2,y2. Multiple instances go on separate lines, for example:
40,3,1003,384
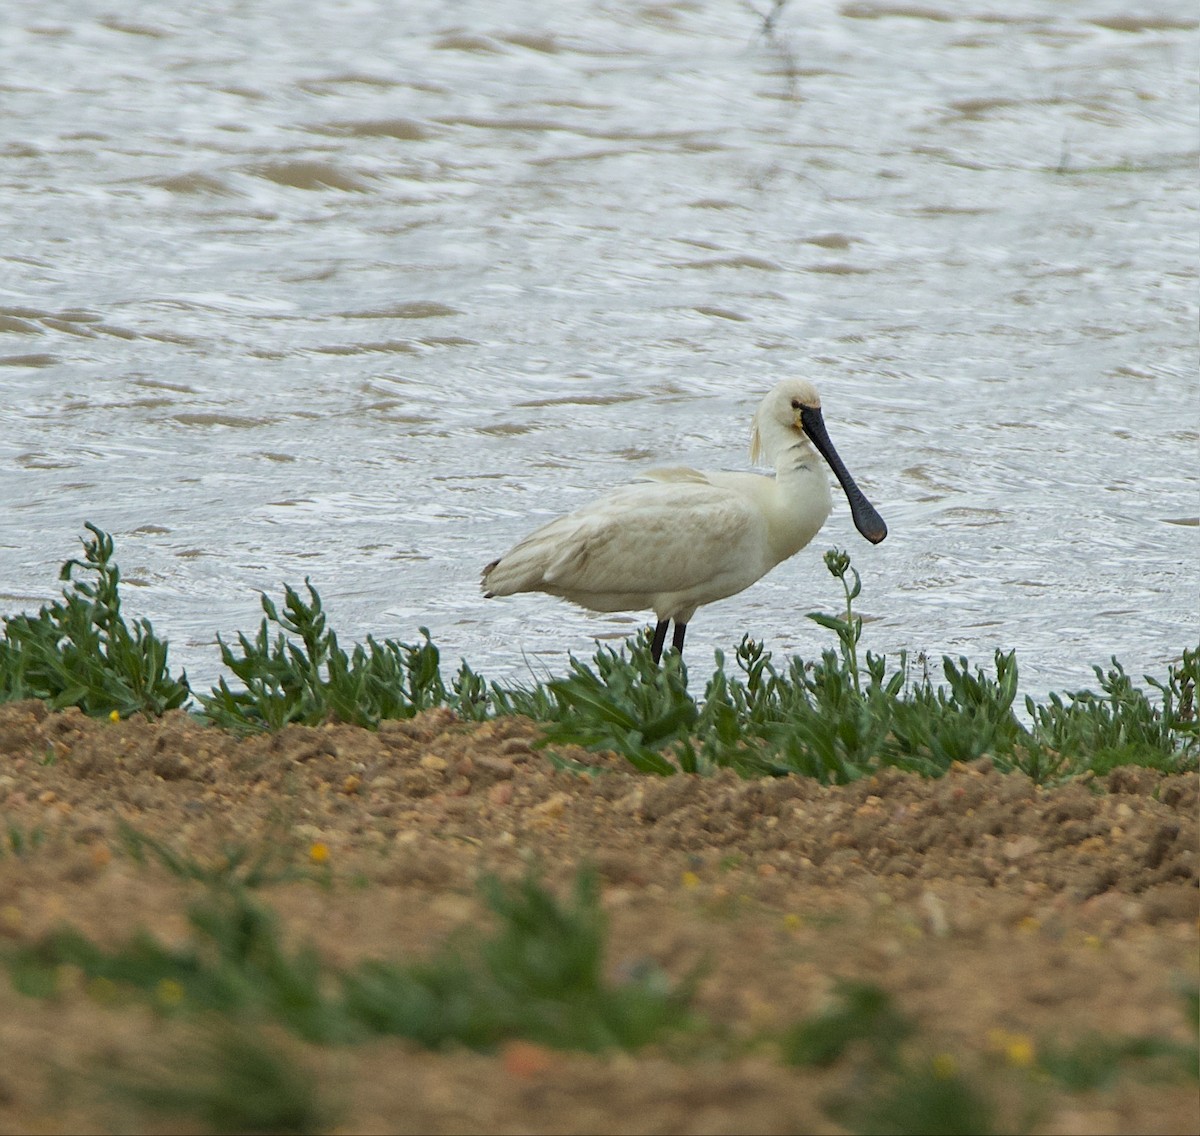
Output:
481,379,837,625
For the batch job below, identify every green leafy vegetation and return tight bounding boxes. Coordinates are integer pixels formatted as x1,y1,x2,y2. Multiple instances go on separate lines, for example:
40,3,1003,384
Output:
197,581,454,731
781,981,1199,1136
848,1058,998,1136
115,822,319,890
1,526,1195,784
1036,999,1200,1091
1,823,46,858
109,1024,330,1135
493,636,696,775
8,886,339,1040
783,981,996,1135
342,869,692,1052
502,549,1196,784
0,523,189,717
9,877,1193,1135
1024,653,1198,776
6,867,690,1054
781,978,913,1067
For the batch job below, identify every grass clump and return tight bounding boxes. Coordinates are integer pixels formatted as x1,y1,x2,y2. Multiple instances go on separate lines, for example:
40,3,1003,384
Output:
1024,650,1198,777
492,639,696,775
2,822,46,858
115,822,319,890
5,868,691,1054
8,886,341,1041
780,980,1199,1135
848,1057,997,1136
783,981,997,1135
1037,1032,1191,1091
197,581,452,732
1035,990,1199,1090
343,869,690,1051
110,1024,330,1135
781,978,913,1067
0,523,189,718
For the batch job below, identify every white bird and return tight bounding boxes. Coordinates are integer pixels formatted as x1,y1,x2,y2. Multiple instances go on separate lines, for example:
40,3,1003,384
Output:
481,379,887,662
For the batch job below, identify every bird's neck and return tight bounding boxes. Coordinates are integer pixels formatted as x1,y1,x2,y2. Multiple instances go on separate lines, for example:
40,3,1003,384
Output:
764,441,833,562
771,437,821,481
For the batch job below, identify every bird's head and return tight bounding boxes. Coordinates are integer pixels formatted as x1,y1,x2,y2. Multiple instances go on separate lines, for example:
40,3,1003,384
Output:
749,378,822,465
750,378,888,545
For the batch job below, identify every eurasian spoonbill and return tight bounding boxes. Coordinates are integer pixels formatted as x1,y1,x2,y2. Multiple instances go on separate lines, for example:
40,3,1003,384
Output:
481,379,886,662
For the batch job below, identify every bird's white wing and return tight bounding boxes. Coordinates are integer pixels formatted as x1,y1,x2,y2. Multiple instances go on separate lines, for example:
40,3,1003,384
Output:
633,465,713,486
486,479,763,598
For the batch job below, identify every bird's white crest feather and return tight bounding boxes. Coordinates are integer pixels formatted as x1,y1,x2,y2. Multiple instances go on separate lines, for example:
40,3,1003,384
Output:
748,419,763,466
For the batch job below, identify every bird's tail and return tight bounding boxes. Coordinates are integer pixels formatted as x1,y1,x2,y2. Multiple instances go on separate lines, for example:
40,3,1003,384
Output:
480,553,542,598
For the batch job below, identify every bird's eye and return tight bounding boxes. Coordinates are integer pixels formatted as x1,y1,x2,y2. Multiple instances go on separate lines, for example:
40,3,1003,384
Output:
790,398,801,410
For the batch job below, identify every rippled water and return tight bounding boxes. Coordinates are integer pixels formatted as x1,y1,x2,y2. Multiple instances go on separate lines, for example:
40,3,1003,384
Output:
2,1,1197,696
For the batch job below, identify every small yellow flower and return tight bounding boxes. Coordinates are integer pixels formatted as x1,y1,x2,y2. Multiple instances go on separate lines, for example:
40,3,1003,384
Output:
782,912,802,930
681,870,700,889
988,1028,1036,1068
308,841,330,864
156,978,186,1008
109,710,120,723
931,1053,958,1079
1005,1035,1036,1068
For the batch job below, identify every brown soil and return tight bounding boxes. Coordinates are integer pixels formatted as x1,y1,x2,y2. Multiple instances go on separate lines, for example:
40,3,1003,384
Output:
0,700,1196,1135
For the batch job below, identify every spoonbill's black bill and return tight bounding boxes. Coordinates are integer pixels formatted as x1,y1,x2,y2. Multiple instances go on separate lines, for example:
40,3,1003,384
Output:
799,405,888,545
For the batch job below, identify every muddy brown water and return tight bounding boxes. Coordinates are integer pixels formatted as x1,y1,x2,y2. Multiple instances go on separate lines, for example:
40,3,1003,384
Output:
1,2,1197,700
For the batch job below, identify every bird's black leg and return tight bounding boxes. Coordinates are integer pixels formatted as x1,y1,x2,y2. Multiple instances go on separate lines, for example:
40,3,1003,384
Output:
650,619,669,663
672,622,687,657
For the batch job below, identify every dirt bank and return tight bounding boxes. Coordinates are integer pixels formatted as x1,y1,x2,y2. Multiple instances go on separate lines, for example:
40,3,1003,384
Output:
0,700,1196,1134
